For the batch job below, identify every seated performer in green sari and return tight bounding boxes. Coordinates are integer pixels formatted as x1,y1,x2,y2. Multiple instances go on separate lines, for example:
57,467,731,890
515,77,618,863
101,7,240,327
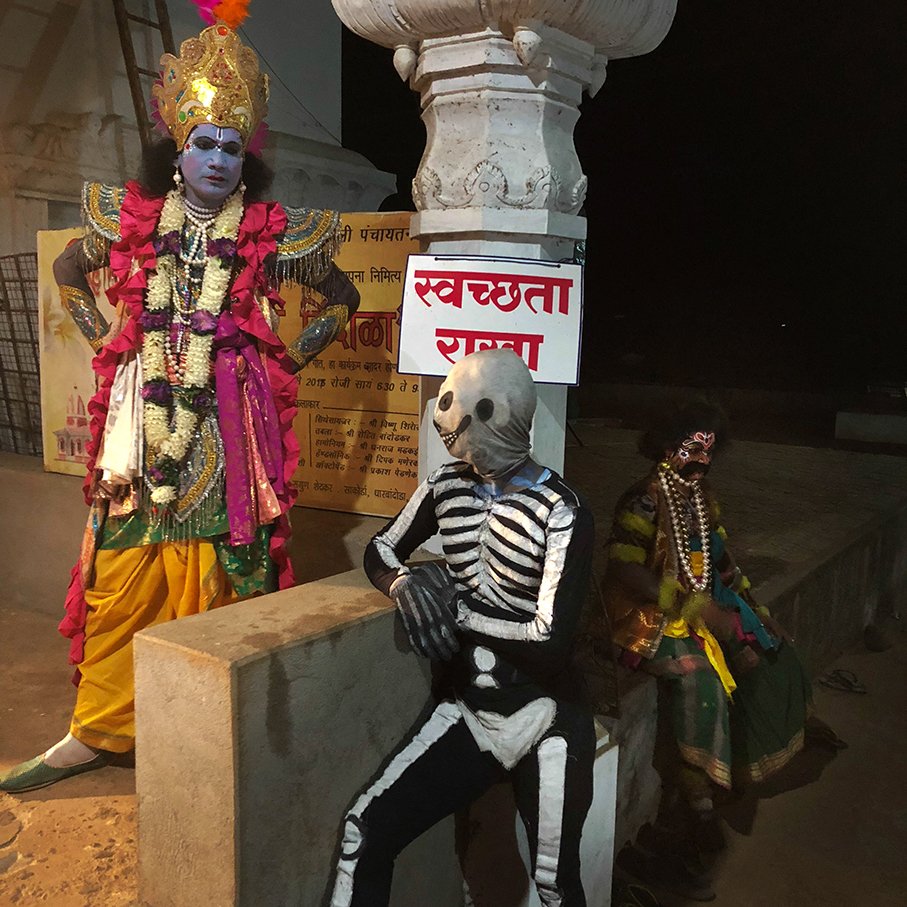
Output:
602,401,841,845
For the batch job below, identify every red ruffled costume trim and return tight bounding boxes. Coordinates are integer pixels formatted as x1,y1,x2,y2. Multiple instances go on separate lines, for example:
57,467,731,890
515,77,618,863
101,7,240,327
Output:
59,182,299,673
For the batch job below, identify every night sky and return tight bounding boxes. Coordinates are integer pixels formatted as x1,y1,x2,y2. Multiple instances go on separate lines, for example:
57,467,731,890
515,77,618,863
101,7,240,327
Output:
341,3,906,393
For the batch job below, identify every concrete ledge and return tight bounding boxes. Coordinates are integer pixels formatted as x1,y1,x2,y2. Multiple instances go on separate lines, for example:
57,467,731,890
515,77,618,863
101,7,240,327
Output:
134,570,462,907
760,503,907,677
135,568,622,907
124,427,907,899
835,411,907,445
601,675,659,850
132,481,907,899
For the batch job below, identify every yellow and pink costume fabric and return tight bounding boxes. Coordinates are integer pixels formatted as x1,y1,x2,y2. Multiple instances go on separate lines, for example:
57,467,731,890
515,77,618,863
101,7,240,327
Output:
58,181,338,751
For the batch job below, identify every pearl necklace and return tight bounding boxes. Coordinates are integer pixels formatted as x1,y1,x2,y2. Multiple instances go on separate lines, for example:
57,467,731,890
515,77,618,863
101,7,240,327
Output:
658,463,711,593
162,201,224,385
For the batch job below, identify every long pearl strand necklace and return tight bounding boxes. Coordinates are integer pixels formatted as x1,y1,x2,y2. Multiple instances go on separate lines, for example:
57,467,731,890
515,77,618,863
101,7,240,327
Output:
658,464,711,592
165,198,222,385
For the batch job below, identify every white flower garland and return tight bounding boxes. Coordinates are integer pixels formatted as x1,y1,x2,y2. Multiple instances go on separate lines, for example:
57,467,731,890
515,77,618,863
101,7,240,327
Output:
142,188,243,505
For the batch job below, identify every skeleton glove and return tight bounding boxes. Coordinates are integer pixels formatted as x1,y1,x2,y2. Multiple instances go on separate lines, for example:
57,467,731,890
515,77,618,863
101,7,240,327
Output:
390,562,461,661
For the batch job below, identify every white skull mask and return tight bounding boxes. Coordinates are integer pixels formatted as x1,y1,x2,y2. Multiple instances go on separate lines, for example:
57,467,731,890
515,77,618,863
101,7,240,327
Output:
433,349,537,479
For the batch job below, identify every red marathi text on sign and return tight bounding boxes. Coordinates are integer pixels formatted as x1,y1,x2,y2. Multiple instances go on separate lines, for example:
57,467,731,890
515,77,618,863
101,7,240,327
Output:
413,270,573,317
434,328,544,371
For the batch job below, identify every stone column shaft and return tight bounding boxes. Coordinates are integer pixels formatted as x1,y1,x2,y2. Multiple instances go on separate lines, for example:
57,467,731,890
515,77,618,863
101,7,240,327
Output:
409,24,594,480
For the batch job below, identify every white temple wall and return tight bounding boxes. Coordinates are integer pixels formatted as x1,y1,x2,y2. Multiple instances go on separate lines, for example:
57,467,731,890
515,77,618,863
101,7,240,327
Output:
0,0,392,256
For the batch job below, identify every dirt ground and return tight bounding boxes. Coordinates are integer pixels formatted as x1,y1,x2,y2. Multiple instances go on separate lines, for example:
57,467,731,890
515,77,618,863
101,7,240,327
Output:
0,608,139,906
0,794,136,906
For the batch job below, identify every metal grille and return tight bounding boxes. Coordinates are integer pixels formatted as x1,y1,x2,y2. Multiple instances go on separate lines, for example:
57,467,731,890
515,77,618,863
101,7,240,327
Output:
0,253,42,456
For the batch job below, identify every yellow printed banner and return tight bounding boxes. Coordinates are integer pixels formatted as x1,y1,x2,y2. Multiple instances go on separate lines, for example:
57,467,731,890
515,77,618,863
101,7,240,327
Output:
278,212,421,516
36,212,420,516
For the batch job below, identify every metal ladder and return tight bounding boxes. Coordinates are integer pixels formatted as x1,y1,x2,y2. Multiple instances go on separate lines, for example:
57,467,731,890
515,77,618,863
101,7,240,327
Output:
110,0,177,150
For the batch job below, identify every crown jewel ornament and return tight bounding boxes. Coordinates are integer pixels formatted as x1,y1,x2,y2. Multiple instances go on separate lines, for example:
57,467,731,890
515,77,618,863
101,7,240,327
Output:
152,17,268,149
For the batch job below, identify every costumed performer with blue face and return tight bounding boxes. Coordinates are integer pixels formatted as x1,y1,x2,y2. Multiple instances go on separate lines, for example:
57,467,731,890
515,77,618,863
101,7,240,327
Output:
332,348,596,907
0,1,359,793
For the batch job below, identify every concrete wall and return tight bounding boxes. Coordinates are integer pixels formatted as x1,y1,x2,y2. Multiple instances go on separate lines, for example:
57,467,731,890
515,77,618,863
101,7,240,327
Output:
600,678,660,852
134,566,622,907
131,494,907,904
134,570,463,907
1,0,341,156
764,505,907,678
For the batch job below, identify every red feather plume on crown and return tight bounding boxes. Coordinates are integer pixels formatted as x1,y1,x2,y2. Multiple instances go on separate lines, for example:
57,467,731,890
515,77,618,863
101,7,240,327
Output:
191,0,250,29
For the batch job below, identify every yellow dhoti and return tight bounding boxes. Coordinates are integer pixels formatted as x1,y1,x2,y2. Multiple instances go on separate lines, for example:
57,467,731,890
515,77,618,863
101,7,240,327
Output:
71,539,234,752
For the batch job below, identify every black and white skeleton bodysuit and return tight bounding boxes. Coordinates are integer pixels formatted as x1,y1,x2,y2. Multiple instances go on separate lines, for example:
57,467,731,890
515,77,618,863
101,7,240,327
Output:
331,350,595,907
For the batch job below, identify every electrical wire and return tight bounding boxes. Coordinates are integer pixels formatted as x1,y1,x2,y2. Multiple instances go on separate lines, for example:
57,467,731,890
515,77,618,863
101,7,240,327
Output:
238,26,342,144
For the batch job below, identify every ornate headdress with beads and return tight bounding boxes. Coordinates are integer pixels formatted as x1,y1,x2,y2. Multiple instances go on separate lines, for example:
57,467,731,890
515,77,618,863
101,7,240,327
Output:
152,13,268,149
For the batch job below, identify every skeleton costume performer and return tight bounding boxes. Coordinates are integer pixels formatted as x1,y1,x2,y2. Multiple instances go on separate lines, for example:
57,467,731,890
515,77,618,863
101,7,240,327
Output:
0,5,359,793
332,350,596,907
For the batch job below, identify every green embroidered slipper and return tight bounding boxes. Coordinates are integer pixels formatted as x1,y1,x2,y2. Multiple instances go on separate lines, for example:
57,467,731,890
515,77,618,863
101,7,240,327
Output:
0,753,107,793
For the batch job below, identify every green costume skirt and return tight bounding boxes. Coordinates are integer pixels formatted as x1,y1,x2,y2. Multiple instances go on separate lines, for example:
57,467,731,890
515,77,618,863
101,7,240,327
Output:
653,635,733,789
102,506,277,599
725,638,811,783
652,635,810,790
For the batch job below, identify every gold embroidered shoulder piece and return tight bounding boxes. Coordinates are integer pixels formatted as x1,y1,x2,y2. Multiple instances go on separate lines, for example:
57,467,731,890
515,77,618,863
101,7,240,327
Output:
274,206,343,287
81,182,126,267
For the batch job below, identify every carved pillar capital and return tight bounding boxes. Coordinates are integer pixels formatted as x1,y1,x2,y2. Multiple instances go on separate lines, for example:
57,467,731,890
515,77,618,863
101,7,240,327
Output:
410,25,592,228
331,1,677,59
332,0,676,247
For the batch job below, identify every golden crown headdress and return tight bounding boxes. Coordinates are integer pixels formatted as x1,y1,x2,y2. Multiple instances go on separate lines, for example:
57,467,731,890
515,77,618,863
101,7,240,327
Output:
152,21,269,149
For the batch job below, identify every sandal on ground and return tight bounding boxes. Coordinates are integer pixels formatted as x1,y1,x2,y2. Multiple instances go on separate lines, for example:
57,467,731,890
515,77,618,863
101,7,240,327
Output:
626,883,664,907
818,668,867,694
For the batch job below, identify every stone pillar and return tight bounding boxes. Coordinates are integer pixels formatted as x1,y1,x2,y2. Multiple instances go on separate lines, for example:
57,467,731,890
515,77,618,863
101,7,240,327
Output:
410,24,592,479
333,0,677,478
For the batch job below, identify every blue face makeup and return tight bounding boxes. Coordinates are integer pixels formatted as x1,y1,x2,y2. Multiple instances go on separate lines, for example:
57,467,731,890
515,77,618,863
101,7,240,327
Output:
177,124,244,208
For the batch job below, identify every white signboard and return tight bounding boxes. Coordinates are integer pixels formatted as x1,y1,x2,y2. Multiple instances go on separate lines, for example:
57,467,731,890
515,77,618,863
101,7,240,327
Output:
398,255,584,385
